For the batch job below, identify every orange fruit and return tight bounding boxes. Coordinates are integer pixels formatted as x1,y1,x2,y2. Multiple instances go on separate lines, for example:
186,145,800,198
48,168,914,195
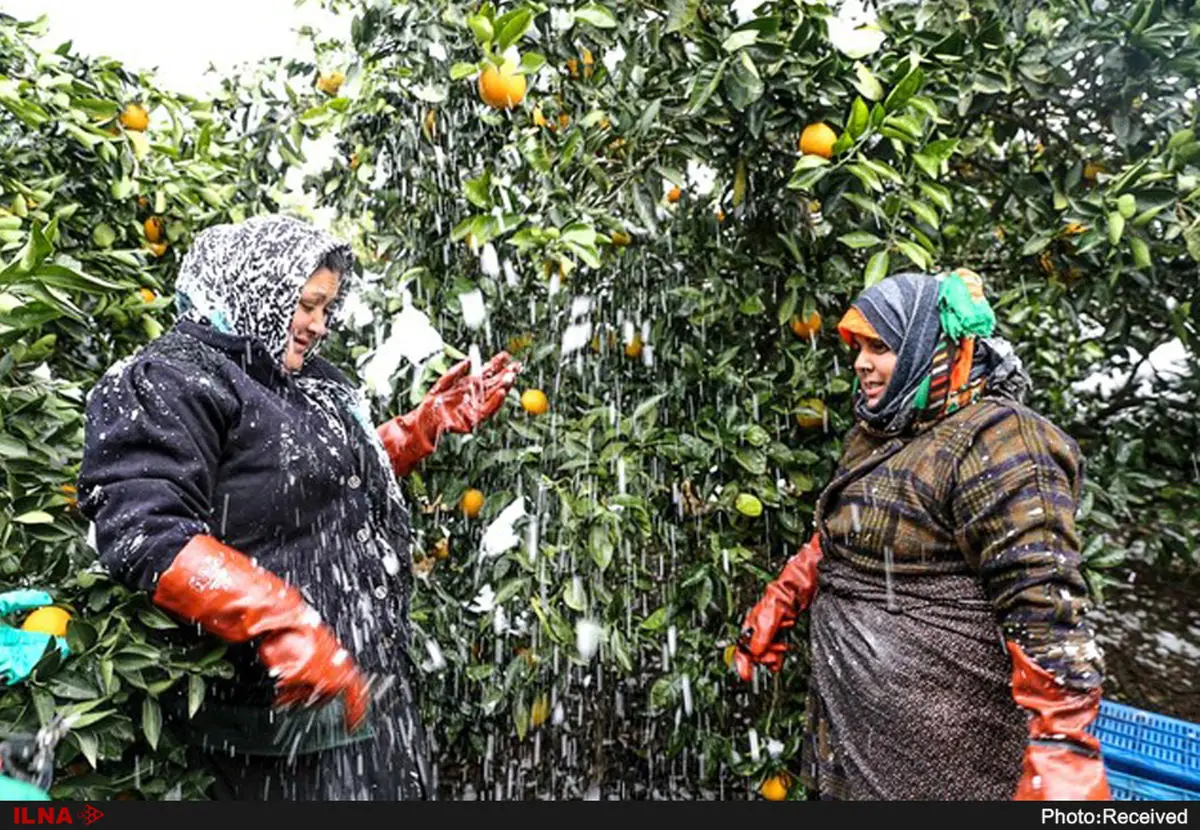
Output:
716,210,726,223
557,113,571,130
432,537,451,560
59,484,77,496
460,489,485,519
119,103,149,132
1038,250,1056,276
566,59,579,79
790,310,822,340
759,773,791,801
666,186,682,203
521,388,549,415
139,288,157,303
316,71,345,96
1062,222,1087,236
507,333,534,354
1082,161,1103,182
625,333,644,359
147,241,168,258
349,153,361,170
795,398,826,430
21,606,71,638
143,216,164,244
799,122,837,159
478,64,527,110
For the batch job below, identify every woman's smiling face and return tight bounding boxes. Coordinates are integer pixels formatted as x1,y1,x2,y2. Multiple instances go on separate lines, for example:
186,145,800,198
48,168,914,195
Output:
852,333,897,409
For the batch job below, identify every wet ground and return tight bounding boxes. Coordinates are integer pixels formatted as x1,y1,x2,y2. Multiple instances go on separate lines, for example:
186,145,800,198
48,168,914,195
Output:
1090,560,1200,723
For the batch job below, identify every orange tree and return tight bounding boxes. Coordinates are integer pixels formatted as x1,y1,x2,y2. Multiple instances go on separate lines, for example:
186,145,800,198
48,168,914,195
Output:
0,12,302,799
2,0,1197,802
221,0,1199,800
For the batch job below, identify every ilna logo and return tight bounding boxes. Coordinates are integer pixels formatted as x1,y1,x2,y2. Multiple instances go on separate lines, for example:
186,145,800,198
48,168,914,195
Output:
11,806,104,826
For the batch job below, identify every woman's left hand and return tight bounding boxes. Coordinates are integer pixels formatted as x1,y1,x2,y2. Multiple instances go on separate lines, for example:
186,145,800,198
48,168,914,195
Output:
377,352,522,476
423,351,522,434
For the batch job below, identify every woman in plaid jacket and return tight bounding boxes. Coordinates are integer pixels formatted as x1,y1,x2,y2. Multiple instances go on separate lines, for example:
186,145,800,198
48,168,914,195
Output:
734,270,1110,801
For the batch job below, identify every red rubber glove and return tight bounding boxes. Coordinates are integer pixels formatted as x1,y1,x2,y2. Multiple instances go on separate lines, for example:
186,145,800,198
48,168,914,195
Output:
734,532,822,681
153,535,369,732
1007,641,1111,800
377,352,521,477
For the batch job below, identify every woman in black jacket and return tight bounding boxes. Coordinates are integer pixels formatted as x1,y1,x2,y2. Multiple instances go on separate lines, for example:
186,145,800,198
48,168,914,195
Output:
78,215,518,800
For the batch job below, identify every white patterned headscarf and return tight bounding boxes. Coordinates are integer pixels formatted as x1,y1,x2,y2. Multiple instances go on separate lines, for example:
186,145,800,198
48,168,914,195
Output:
175,215,355,368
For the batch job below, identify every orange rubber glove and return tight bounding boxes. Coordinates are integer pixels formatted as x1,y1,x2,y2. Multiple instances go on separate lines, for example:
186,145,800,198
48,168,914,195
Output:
1007,641,1111,800
153,535,369,732
734,532,822,681
377,352,520,477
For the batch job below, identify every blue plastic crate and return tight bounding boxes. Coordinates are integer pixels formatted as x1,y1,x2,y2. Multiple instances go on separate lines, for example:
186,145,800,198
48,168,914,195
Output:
1090,699,1200,796
1106,769,1200,802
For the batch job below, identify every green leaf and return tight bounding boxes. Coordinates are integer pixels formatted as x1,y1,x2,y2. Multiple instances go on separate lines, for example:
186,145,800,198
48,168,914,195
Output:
1128,236,1151,269
723,30,758,52
464,173,491,209
589,524,614,570
904,199,939,228
14,510,54,524
895,239,931,270
847,162,882,192
847,97,869,139
1020,233,1054,256
519,52,546,75
1107,212,1125,245
640,606,668,632
883,66,923,113
450,62,479,81
496,8,535,49
1116,193,1137,219
575,3,618,28
735,493,763,517
75,732,99,768
852,61,884,101
919,182,952,212
838,231,882,249
777,288,798,326
744,425,770,448
136,607,178,630
467,13,494,44
864,250,889,287
136,696,162,753
187,674,206,718
734,448,767,475
563,577,587,612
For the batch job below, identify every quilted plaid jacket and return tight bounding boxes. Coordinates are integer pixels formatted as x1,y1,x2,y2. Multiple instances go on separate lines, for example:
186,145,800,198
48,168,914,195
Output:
813,396,1103,688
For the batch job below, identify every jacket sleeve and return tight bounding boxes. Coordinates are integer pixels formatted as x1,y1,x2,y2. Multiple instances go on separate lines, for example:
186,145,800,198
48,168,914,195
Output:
951,405,1104,691
77,356,235,593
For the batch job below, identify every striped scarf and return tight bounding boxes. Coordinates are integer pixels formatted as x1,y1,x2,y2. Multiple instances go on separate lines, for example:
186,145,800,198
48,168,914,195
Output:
838,269,1030,436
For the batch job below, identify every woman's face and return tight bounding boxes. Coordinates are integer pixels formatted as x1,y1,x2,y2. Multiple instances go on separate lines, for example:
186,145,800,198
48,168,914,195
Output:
284,267,340,372
852,333,897,409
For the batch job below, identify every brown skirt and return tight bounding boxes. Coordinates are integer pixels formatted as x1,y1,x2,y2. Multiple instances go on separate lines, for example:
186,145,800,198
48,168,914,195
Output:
799,555,1026,800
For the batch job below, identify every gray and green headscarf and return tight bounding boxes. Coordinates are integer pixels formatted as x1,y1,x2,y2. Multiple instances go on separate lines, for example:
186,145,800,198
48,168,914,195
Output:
836,270,1030,436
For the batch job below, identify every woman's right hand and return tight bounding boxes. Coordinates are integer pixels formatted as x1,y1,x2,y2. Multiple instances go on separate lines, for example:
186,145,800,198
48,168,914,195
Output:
733,532,822,682
152,534,369,731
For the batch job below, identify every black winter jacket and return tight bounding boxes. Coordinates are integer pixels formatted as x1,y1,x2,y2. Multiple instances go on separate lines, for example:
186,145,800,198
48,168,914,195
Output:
78,319,415,702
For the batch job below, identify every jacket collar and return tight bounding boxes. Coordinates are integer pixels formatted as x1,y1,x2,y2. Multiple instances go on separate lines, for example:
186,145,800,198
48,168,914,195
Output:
175,319,344,390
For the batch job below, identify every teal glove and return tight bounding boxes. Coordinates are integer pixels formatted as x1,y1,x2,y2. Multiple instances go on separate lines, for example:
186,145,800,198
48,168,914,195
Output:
0,590,70,686
0,774,51,801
